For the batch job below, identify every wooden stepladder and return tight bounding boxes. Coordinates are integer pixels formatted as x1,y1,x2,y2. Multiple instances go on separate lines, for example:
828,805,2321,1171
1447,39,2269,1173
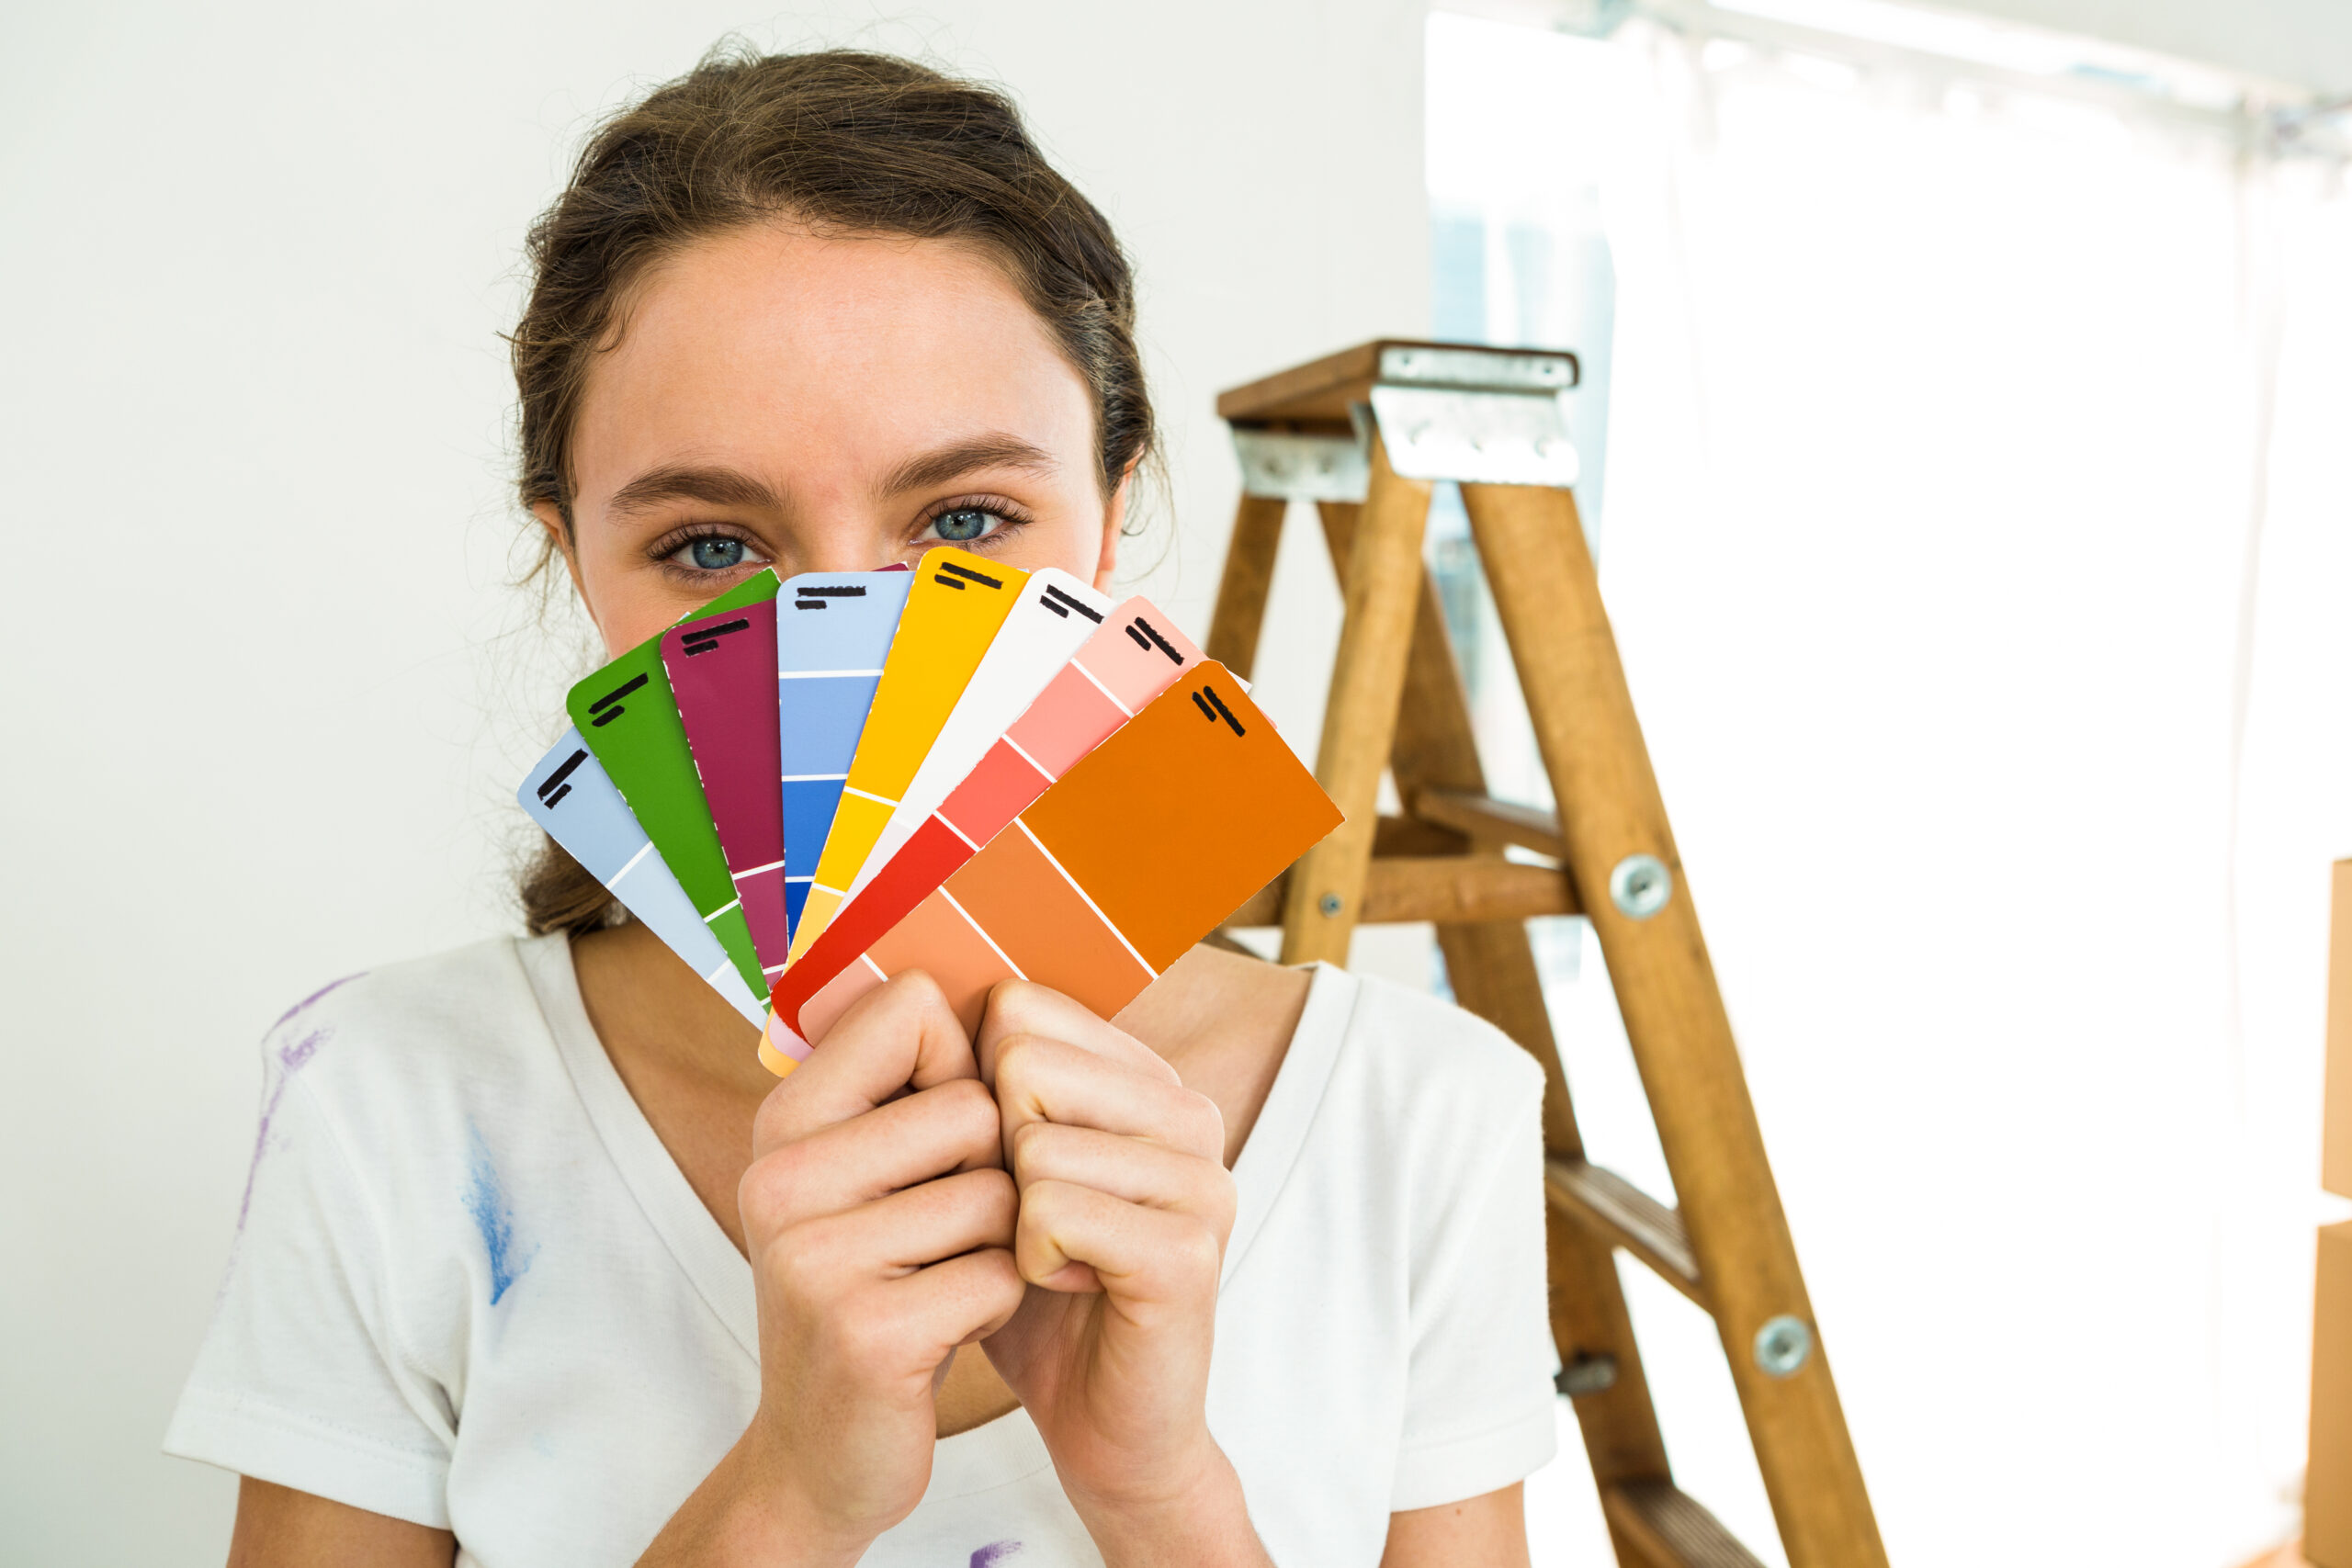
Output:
1210,342,1887,1568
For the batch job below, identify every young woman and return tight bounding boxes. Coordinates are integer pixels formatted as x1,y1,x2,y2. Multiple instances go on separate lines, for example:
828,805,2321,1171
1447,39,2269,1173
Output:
168,49,1558,1568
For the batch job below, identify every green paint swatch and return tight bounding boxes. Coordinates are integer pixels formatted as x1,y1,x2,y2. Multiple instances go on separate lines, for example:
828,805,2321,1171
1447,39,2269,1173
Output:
569,572,781,998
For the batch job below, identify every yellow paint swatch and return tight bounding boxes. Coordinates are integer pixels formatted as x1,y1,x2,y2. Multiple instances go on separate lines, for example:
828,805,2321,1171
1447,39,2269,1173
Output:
786,547,1029,963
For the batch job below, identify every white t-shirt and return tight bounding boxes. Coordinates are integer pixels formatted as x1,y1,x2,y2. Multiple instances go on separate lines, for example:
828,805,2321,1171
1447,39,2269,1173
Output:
166,935,1557,1566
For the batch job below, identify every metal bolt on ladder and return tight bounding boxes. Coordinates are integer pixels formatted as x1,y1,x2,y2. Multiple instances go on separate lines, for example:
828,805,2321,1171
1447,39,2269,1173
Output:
1208,341,1887,1568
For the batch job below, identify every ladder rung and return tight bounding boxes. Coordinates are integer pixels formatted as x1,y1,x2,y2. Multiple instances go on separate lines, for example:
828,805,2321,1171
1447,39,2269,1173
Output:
1603,1482,1769,1568
1226,856,1575,928
1544,1156,1703,1306
1412,788,1567,861
1373,812,1469,857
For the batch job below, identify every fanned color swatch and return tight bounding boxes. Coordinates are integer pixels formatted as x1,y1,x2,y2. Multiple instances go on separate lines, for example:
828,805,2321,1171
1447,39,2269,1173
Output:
786,548,1029,964
567,571,779,998
518,548,1340,1066
776,568,916,941
519,728,767,1028
663,600,786,976
763,596,1201,1068
766,661,1339,1066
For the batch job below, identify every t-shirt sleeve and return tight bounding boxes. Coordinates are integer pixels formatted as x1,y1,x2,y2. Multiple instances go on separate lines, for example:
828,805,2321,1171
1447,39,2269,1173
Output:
164,1039,456,1529
1389,1086,1560,1512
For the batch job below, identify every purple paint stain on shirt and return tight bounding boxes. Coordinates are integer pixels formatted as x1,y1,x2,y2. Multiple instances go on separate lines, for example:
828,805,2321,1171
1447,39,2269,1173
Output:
969,1543,1024,1567
233,972,368,1235
266,971,367,1034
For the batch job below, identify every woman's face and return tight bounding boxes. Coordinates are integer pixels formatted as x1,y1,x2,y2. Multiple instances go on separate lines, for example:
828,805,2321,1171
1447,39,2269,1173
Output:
541,222,1126,657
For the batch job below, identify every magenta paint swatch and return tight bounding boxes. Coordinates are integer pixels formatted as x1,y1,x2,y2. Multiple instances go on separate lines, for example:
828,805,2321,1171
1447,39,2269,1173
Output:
662,601,788,977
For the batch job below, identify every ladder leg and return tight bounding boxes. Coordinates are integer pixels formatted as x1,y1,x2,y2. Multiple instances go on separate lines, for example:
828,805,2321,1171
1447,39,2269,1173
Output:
1279,438,1430,965
1204,492,1288,681
1315,500,1674,1563
1459,481,1888,1568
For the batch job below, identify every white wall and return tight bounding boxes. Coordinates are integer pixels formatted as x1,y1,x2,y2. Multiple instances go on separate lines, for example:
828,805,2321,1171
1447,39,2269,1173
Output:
0,5,1425,1560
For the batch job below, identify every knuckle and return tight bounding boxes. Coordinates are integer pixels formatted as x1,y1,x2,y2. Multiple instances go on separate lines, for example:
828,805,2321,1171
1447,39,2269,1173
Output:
737,1148,804,1234
774,1212,852,1294
1202,1167,1239,1235
1007,1117,1058,1175
937,1075,1001,1133
987,978,1046,1032
890,966,957,1023
1176,1089,1227,1158
1171,1219,1222,1278
826,1294,905,1375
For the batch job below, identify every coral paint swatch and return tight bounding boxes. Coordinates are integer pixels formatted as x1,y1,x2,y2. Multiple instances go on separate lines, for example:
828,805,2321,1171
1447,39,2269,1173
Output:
663,601,787,976
766,660,1340,1067
786,548,1028,964
764,599,1202,1065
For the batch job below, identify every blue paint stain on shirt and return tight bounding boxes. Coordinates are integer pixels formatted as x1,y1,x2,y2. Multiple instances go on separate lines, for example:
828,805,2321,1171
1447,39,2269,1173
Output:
464,1122,537,1305
969,1543,1023,1567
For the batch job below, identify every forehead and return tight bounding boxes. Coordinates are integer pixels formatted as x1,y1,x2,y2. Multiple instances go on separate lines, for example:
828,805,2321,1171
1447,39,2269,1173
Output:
571,222,1096,494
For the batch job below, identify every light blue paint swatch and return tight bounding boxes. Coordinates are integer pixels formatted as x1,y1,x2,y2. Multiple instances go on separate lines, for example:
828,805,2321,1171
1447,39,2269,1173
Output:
777,570,915,940
519,728,767,1028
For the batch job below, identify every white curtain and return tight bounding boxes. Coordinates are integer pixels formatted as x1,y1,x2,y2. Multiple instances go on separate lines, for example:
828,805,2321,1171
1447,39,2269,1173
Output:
1427,12,2352,1566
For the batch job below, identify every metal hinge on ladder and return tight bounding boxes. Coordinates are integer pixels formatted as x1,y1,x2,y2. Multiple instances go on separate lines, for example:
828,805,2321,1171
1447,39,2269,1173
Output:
1232,343,1583,498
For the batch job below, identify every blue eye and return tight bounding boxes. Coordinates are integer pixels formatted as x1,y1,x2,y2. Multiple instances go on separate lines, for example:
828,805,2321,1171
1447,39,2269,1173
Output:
687,537,745,570
932,508,996,543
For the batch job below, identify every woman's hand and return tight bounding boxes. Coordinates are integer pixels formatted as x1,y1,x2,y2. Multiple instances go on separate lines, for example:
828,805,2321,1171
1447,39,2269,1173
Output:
976,982,1270,1567
639,973,1025,1567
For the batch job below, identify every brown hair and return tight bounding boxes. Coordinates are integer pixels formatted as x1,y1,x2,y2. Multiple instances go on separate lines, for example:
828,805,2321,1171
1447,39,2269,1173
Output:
512,45,1157,939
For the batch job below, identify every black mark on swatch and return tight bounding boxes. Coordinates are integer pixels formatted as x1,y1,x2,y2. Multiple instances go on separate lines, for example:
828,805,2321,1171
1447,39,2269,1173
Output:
938,560,1003,590
934,573,966,591
586,672,649,726
1043,585,1103,623
1197,683,1245,737
680,617,751,655
537,748,588,808
1130,616,1182,664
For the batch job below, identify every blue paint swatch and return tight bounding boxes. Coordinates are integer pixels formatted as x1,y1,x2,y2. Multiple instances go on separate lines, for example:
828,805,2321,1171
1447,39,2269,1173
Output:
777,570,914,941
519,728,768,1028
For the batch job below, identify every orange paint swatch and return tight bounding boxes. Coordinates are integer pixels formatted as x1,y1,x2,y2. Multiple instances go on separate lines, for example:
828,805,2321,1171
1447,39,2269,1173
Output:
769,660,1339,1059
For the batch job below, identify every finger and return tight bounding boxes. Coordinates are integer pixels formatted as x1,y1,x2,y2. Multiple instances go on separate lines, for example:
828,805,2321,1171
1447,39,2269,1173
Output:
991,1033,1227,1166
824,1247,1027,1391
754,971,976,1156
741,1078,1001,1228
896,1247,1028,1353
977,980,1178,1087
1009,1121,1237,1227
775,1168,1017,1293
1013,1179,1224,1303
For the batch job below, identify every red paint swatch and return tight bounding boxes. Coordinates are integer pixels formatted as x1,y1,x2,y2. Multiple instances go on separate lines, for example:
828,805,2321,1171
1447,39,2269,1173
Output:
769,599,1201,1039
663,602,788,976
768,660,1339,1060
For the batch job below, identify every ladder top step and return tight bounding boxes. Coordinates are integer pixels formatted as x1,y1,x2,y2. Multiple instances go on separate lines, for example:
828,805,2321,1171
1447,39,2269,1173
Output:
1216,339,1581,426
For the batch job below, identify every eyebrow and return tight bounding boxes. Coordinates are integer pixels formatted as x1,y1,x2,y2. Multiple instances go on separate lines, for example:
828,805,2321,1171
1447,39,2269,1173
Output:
878,434,1060,498
604,463,783,521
